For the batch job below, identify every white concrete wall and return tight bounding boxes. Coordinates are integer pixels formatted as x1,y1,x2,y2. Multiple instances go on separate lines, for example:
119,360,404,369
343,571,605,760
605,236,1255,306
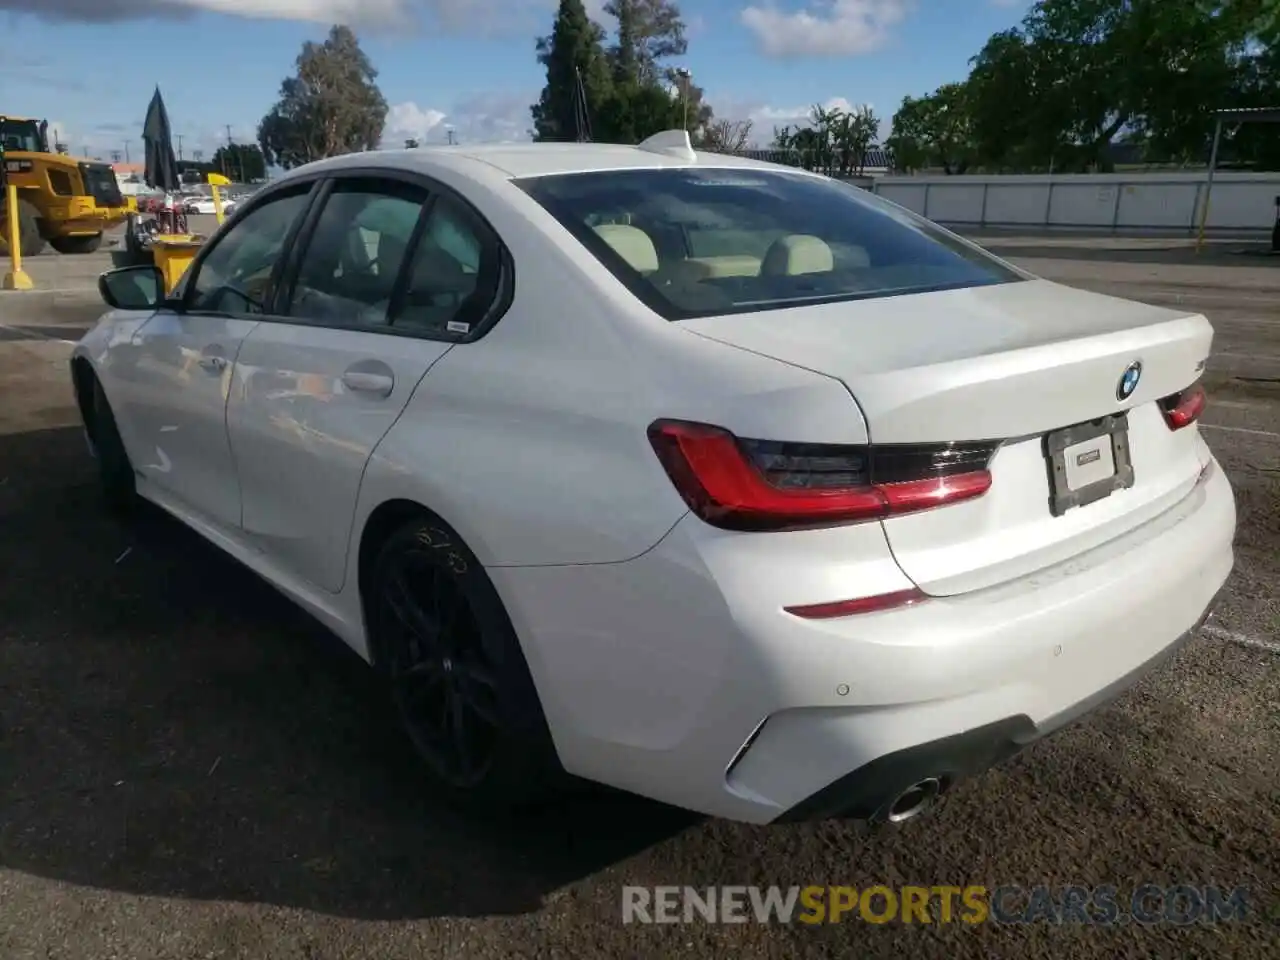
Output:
872,172,1280,233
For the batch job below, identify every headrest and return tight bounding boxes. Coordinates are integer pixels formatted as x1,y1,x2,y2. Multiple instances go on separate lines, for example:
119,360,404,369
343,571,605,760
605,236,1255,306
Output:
593,223,659,274
761,234,834,276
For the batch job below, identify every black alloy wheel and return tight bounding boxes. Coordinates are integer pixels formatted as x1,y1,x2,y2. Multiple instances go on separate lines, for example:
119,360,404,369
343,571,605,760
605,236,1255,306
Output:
370,518,563,805
382,543,499,787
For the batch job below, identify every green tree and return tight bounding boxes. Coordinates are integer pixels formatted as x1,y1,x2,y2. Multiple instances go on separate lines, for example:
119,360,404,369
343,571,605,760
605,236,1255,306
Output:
963,0,1269,171
886,84,975,173
771,103,880,177
966,25,1088,171
604,0,688,85
595,81,683,142
1226,41,1280,170
531,0,614,141
534,0,710,144
603,0,708,140
257,25,387,170
211,142,267,182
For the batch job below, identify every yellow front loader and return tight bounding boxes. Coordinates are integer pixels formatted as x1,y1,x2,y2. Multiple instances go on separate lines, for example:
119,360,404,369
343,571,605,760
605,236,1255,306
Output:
0,114,134,257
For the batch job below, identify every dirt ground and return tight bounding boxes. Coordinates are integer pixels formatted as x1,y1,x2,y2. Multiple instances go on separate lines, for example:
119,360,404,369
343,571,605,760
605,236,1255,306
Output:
0,232,1277,959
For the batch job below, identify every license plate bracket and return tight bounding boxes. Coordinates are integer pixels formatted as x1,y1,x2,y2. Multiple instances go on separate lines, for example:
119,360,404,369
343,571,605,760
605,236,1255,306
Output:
1045,413,1134,517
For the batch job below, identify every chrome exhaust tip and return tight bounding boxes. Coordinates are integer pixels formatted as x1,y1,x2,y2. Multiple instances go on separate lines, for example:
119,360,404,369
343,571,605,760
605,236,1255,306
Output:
883,777,942,823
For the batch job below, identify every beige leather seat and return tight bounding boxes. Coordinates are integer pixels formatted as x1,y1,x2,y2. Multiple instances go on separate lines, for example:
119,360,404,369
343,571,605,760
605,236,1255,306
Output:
760,234,834,276
593,223,659,275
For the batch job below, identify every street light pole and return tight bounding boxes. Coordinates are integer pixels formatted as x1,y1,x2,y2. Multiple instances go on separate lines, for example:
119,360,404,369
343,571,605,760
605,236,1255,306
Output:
1196,115,1224,253
674,67,691,130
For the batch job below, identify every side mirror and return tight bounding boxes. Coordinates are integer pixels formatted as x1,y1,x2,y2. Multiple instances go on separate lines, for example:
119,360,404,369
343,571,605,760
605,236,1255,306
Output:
98,264,164,310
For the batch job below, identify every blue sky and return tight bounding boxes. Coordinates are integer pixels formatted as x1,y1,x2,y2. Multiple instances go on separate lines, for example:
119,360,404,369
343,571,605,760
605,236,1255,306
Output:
0,0,1029,161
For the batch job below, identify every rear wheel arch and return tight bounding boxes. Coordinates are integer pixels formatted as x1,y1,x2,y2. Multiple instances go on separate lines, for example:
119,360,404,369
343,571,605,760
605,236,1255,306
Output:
356,497,567,803
358,499,470,670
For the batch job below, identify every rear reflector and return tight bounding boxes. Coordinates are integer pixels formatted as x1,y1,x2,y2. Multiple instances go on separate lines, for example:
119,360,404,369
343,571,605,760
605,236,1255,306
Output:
1159,383,1207,430
647,419,999,531
785,588,927,620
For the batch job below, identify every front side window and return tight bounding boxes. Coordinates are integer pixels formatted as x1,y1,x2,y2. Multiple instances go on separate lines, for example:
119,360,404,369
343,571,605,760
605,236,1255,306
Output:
284,178,427,328
186,185,312,314
517,168,1025,320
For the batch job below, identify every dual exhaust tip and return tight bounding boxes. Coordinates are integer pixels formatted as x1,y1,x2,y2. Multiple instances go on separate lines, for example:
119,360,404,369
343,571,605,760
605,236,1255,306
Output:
878,776,945,824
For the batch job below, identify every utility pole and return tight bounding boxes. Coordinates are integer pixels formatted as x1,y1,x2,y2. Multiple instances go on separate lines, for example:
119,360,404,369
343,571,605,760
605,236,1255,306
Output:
225,125,237,181
176,133,184,161
675,67,692,131
124,141,130,164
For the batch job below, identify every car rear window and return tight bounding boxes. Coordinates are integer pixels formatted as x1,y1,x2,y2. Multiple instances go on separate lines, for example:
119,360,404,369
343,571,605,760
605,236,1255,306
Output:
516,167,1025,320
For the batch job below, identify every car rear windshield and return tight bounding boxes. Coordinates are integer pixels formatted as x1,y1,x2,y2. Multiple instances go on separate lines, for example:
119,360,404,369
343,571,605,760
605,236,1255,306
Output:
516,167,1024,320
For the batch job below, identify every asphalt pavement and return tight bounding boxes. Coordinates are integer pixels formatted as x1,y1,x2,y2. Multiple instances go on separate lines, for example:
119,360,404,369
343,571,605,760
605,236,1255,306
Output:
0,233,1277,959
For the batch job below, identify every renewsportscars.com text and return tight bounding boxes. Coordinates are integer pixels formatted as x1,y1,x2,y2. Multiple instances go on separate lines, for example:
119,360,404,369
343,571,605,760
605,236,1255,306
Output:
621,884,1253,925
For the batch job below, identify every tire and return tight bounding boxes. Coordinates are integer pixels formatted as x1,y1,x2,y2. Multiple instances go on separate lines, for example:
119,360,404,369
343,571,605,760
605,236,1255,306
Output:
50,232,104,254
0,198,46,258
88,377,137,514
369,515,565,810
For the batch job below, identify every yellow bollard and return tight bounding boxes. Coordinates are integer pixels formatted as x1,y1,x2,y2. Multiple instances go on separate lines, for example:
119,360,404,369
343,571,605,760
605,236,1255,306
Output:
3,183,34,290
208,172,231,226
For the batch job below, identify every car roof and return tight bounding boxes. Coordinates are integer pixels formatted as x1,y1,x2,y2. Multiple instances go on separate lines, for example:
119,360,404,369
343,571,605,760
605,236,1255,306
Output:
272,134,799,188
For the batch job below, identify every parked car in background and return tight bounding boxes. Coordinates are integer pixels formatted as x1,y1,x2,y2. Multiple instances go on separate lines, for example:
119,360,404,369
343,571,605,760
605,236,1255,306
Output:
70,134,1234,825
183,196,220,215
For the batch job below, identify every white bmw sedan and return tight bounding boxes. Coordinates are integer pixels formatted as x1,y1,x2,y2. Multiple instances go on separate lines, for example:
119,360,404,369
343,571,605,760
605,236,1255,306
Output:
71,132,1235,825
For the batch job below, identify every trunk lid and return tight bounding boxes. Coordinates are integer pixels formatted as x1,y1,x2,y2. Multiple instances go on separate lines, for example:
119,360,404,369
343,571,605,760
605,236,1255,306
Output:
681,279,1214,595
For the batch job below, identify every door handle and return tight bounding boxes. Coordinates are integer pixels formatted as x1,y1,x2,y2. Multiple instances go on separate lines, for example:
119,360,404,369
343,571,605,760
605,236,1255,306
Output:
342,370,394,396
198,355,227,373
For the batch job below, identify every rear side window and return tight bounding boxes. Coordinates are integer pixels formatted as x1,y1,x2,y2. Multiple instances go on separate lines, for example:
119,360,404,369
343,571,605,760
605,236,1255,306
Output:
392,194,504,338
517,168,1024,320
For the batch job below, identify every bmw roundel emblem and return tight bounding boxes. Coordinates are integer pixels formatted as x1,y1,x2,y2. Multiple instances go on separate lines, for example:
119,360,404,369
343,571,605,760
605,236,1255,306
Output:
1117,361,1142,401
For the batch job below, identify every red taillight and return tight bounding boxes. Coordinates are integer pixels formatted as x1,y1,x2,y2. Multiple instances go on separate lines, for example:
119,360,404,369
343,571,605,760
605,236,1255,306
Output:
647,419,997,531
785,588,927,620
1159,383,1206,430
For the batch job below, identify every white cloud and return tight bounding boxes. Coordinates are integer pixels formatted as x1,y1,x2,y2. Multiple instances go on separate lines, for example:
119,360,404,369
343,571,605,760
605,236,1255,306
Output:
740,0,913,58
383,92,533,147
386,102,449,144
163,0,404,23
0,0,555,32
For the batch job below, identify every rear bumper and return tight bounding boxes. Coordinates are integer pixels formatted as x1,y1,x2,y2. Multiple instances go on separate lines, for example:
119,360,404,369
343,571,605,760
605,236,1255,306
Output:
494,453,1236,824
773,588,1221,822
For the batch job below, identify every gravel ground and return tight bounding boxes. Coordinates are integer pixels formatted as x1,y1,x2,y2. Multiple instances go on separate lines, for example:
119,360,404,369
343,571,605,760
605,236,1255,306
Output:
0,235,1276,959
